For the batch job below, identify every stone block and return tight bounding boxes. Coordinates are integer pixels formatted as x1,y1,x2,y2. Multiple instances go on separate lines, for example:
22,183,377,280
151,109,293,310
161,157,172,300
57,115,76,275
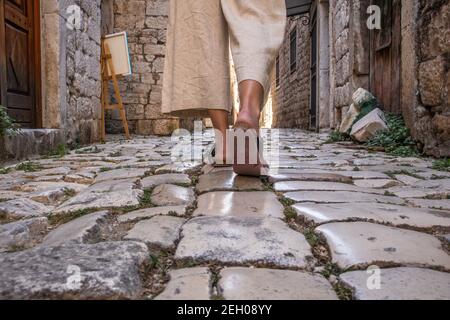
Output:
351,108,388,142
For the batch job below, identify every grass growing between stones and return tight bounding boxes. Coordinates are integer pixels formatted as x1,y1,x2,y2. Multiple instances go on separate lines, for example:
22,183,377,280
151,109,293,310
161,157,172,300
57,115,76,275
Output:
432,158,450,172
48,208,99,226
43,144,68,159
140,189,154,208
141,250,174,299
325,131,352,144
15,161,42,172
0,167,12,174
385,170,424,180
75,146,102,154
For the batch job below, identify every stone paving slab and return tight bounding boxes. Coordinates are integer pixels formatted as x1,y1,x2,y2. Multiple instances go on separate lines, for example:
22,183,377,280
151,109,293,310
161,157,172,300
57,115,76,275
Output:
406,198,450,211
24,167,71,179
94,168,149,182
18,181,87,193
193,192,284,219
155,162,202,174
42,211,110,246
268,172,353,184
151,184,195,207
354,179,402,189
0,190,28,201
125,216,186,249
387,186,448,199
141,174,191,189
117,206,186,223
284,191,405,205
55,179,143,214
0,241,149,299
0,218,48,252
316,222,450,270
196,171,264,194
274,181,385,194
219,268,338,300
0,198,53,219
293,203,450,228
176,216,314,268
155,268,211,300
340,268,450,300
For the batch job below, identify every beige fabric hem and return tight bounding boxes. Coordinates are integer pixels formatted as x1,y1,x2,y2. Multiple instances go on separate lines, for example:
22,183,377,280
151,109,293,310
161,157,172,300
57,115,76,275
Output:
162,0,286,118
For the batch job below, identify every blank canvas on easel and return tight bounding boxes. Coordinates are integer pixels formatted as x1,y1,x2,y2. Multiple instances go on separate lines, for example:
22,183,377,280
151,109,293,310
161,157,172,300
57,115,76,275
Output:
104,31,132,77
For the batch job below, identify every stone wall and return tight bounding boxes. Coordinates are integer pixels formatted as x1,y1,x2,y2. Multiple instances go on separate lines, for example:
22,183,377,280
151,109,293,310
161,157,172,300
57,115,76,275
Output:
413,0,450,157
108,0,179,136
65,0,102,145
272,15,311,129
329,0,370,126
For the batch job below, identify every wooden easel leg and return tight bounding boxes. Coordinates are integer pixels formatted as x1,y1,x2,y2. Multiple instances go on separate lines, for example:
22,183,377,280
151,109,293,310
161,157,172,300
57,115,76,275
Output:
105,49,131,140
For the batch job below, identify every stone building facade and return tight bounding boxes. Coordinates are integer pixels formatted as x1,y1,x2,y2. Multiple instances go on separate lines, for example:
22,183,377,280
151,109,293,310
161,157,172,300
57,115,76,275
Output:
271,14,311,129
107,0,179,136
1,0,103,160
275,0,449,157
325,0,450,156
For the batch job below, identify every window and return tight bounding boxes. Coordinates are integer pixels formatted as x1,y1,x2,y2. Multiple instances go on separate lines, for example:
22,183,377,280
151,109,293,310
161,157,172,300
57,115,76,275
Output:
275,55,280,88
290,28,297,74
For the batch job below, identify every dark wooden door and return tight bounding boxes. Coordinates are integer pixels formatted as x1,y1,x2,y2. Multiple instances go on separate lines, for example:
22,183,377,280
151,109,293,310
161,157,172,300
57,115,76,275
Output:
369,0,402,114
0,0,40,128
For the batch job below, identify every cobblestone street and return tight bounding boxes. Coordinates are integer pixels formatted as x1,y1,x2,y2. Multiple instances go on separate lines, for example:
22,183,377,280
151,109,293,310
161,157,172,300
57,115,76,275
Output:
0,130,449,300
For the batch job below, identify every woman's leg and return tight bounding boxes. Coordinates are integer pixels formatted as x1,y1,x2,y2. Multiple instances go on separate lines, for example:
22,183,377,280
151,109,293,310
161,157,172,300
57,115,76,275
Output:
208,109,229,164
236,80,264,129
220,0,286,175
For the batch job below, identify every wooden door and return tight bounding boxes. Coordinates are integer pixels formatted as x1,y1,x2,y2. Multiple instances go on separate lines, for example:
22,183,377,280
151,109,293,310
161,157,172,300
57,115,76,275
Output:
369,0,402,114
0,0,41,128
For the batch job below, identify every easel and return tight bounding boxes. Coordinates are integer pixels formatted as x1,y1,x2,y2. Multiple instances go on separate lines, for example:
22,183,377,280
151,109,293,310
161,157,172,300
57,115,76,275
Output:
100,38,131,141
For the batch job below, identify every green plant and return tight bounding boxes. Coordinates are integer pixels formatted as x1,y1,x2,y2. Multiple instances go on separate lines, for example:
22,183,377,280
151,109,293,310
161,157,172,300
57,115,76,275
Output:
0,105,20,137
140,189,153,207
284,207,298,220
432,158,450,172
0,167,12,174
366,114,419,157
44,144,68,158
325,131,351,144
16,161,42,172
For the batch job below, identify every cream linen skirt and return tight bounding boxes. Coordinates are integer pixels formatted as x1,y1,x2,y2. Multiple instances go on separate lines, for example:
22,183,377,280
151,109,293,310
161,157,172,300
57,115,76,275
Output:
162,0,287,118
